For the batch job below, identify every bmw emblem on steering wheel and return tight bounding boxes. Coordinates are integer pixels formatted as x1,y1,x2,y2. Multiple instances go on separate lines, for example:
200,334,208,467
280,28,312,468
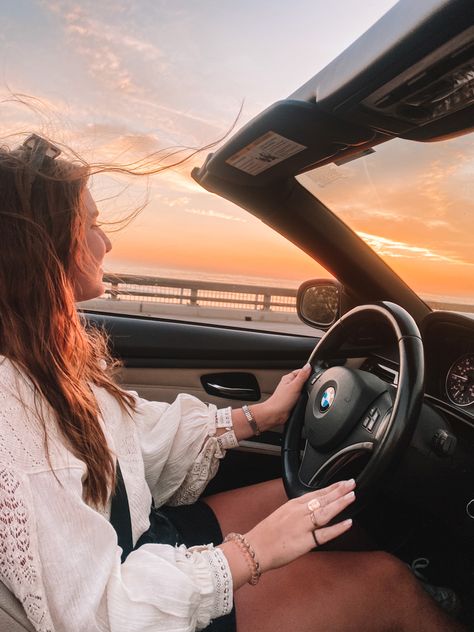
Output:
320,386,336,412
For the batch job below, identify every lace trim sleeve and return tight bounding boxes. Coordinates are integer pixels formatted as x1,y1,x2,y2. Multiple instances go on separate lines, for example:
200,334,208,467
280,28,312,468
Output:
167,434,224,506
166,404,238,507
199,547,233,621
185,545,233,628
0,468,54,632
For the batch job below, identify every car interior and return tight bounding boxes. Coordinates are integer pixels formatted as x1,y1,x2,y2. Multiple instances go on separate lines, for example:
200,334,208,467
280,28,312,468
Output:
1,0,473,629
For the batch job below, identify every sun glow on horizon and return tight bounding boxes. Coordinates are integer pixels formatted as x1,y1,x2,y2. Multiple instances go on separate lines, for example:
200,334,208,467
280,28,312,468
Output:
1,1,472,302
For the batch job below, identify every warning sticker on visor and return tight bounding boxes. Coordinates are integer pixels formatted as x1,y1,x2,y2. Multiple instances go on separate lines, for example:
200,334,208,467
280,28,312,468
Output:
225,131,306,176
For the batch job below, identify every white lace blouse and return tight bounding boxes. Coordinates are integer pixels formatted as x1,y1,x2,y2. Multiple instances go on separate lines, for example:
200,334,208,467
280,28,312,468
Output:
0,358,238,632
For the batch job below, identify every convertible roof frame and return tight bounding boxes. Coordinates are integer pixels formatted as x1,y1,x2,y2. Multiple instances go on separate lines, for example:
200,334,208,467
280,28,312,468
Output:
193,0,473,324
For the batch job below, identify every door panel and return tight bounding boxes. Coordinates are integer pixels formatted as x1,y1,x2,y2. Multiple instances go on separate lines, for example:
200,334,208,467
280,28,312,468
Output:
85,311,319,486
85,313,317,368
117,367,290,407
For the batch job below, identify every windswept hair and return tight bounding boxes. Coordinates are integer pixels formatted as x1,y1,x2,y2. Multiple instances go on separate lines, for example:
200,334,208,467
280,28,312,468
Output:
0,142,139,507
0,100,240,506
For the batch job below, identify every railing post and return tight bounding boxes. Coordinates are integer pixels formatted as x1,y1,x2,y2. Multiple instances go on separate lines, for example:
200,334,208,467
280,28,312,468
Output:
190,288,198,306
110,281,119,300
262,292,272,311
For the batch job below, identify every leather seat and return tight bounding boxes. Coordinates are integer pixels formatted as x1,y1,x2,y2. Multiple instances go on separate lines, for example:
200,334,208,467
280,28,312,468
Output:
0,583,35,631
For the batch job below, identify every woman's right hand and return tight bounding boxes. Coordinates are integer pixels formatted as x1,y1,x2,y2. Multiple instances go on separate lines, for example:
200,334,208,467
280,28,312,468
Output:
244,479,356,573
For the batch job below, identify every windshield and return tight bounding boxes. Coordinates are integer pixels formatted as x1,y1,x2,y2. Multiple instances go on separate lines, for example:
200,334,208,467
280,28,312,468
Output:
297,134,474,311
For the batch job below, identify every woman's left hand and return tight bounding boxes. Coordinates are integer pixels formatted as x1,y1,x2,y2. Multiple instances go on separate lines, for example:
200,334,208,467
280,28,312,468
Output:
256,363,312,430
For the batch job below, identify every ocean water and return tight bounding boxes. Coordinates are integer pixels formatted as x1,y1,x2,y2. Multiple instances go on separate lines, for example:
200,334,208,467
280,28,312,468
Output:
106,264,303,290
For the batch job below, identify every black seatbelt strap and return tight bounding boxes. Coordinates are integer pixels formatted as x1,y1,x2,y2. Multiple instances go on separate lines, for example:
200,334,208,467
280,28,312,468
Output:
109,461,134,563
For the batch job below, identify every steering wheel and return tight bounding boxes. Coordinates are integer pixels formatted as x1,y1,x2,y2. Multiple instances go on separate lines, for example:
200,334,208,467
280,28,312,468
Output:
282,302,424,516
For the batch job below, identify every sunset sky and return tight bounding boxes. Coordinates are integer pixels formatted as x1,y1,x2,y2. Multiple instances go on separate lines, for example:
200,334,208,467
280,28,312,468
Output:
1,0,473,301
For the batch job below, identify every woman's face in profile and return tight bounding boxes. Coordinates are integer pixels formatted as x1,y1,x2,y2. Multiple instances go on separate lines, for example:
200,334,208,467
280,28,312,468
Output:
72,188,112,302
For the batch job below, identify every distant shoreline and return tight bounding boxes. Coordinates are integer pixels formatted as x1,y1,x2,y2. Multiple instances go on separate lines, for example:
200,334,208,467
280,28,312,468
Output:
426,301,474,314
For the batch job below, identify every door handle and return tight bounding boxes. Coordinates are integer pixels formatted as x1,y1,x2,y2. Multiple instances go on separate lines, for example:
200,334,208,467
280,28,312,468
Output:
201,372,261,401
207,383,257,397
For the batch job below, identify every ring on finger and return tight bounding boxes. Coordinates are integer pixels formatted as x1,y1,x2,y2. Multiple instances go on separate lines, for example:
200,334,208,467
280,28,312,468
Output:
310,511,321,528
312,530,321,547
307,498,320,512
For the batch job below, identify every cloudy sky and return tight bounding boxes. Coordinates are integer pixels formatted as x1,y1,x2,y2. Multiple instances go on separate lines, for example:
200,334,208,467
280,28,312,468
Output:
1,0,472,300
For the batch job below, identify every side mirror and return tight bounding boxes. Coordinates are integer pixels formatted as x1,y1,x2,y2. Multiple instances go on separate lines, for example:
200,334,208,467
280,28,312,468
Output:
297,279,341,329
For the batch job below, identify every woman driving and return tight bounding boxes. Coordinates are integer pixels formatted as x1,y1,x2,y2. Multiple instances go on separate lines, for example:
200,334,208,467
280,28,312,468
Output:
0,135,464,632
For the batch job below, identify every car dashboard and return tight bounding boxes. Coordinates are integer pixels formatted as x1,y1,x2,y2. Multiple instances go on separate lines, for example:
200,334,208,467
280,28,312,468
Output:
357,310,474,532
344,310,472,607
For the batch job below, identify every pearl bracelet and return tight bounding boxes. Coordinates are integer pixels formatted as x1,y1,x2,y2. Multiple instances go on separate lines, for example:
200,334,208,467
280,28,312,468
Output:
223,532,262,585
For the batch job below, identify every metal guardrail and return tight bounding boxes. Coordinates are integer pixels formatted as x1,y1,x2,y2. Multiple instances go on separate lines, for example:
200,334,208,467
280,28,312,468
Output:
101,273,474,316
103,273,298,312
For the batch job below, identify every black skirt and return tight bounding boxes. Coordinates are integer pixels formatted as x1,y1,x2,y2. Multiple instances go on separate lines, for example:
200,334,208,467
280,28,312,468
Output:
135,501,237,632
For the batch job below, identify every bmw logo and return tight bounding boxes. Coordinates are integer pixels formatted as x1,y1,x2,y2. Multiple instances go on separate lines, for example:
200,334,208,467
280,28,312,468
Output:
320,386,336,411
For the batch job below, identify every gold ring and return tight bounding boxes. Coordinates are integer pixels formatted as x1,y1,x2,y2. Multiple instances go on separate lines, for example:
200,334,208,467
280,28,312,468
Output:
312,530,321,547
310,511,320,528
307,498,320,512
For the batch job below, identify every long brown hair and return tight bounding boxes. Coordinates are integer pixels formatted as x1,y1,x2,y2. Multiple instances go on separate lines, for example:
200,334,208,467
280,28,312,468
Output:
0,104,241,506
0,139,135,507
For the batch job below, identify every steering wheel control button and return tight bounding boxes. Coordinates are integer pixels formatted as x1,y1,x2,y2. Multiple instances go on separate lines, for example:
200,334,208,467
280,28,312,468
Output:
466,500,474,520
363,407,380,432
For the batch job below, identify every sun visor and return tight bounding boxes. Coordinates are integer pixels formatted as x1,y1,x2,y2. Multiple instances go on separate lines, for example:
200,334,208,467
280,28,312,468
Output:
193,101,376,187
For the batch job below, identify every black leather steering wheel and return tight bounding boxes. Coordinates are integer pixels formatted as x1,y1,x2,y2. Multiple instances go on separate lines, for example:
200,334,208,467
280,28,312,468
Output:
282,302,424,516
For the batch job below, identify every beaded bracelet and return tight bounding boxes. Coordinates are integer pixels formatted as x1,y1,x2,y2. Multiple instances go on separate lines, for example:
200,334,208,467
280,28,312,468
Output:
223,532,262,585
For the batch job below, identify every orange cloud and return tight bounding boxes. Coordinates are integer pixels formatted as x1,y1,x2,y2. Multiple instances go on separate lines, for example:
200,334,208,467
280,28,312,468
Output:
357,232,462,263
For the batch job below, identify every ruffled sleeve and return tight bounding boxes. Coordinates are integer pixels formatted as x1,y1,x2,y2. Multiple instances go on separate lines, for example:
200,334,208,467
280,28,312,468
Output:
0,466,233,632
130,393,237,507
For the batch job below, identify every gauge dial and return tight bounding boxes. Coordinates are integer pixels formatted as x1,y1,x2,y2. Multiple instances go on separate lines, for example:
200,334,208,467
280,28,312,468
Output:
446,353,474,407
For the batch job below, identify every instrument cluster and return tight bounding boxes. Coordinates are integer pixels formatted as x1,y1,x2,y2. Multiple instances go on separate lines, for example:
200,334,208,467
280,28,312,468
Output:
422,312,474,419
445,353,474,407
